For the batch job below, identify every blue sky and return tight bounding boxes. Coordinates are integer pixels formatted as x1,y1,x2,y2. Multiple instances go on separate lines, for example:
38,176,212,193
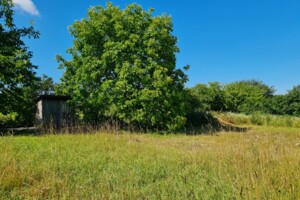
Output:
12,0,300,94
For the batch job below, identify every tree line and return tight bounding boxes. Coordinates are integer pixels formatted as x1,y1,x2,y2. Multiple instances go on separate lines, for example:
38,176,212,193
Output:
1,1,299,130
188,80,300,116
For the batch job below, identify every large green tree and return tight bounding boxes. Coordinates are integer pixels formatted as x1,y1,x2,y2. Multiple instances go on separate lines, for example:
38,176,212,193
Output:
57,3,189,130
0,0,39,127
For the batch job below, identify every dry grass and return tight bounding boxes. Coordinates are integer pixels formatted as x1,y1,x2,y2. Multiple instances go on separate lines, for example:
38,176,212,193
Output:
0,127,300,199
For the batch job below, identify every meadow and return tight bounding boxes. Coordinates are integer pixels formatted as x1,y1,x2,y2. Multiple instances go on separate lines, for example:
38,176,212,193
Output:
0,126,300,199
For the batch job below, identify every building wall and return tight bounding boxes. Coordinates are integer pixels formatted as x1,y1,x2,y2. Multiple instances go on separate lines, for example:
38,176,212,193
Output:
35,100,43,125
36,98,71,128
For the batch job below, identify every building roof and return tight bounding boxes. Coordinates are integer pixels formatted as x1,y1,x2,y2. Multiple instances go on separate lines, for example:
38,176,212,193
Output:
36,95,71,102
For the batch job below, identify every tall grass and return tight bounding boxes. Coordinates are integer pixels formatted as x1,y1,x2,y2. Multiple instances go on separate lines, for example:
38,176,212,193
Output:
0,127,300,199
215,112,300,128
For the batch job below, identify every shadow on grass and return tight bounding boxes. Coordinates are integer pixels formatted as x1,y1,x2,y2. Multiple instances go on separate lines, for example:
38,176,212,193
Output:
185,112,249,135
0,127,42,136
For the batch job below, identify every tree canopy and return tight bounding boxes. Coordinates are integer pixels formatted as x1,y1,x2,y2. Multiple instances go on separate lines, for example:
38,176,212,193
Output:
188,80,276,115
223,80,274,113
57,3,189,130
285,85,300,116
0,0,40,127
188,82,225,112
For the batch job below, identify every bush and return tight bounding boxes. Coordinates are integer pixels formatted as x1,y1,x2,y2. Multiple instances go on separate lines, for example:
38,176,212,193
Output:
0,112,18,127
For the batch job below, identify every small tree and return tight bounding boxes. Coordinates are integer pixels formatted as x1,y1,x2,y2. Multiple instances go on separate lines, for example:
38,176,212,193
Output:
57,3,189,130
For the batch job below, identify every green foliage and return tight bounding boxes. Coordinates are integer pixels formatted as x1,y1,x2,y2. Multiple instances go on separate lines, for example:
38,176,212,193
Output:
188,80,300,120
189,82,225,112
188,80,275,116
0,0,40,127
223,80,274,113
285,85,300,116
260,85,300,117
264,95,288,115
57,3,188,130
188,84,211,112
0,112,17,126
37,75,55,95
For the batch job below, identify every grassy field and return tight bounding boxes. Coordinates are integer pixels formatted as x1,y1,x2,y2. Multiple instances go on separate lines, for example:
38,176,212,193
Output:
0,127,300,199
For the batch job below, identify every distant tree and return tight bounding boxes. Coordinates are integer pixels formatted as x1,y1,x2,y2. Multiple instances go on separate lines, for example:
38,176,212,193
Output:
285,85,300,116
207,82,226,111
57,3,189,130
189,82,225,112
37,75,55,95
188,84,211,112
0,0,40,127
223,80,274,113
264,95,289,115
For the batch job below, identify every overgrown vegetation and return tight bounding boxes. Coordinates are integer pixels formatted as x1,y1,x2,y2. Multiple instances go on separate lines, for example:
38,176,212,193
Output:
1,127,299,199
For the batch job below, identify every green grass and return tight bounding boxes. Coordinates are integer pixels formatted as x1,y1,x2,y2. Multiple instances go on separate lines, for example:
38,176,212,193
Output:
215,112,300,128
1,127,300,199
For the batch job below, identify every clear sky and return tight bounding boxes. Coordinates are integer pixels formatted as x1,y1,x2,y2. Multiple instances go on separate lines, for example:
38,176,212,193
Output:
12,0,300,94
